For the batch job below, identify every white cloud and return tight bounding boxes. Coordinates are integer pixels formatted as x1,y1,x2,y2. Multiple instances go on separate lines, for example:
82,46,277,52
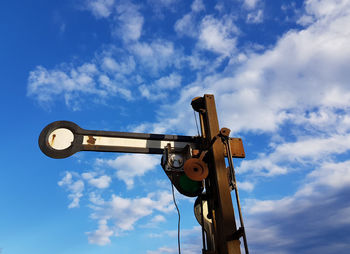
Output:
101,154,159,189
238,181,255,192
191,0,205,12
152,0,350,135
174,13,197,37
139,72,182,100
27,40,183,108
88,191,174,244
239,133,350,176
244,159,350,253
58,172,85,208
86,219,114,245
148,0,178,9
102,55,135,75
102,57,119,71
301,160,350,191
32,0,350,116
153,73,181,89
89,175,111,189
130,40,178,74
146,0,179,17
89,192,105,206
147,247,177,254
304,0,350,19
85,0,143,42
82,172,112,189
113,2,144,42
27,48,141,108
147,226,202,254
86,0,115,18
143,214,167,228
198,15,238,55
27,64,102,110
57,168,184,246
243,0,261,10
246,9,263,23
298,0,350,25
151,214,166,223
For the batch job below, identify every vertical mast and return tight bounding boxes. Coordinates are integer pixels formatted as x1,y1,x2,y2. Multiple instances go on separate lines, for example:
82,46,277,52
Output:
193,94,241,254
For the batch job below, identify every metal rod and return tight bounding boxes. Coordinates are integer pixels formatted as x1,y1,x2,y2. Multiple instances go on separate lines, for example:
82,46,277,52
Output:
171,184,181,254
226,138,249,254
199,112,206,139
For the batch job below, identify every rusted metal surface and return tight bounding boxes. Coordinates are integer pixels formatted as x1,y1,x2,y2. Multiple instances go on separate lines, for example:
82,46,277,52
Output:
224,138,245,158
191,96,206,113
184,158,209,181
192,149,200,157
220,128,231,137
50,134,56,146
87,136,96,145
225,136,249,254
199,94,241,254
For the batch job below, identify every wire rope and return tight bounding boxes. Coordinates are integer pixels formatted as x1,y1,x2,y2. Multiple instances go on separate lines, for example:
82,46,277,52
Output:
171,183,181,254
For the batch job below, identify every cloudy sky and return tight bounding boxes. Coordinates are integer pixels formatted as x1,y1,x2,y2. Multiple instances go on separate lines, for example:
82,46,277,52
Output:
1,0,350,253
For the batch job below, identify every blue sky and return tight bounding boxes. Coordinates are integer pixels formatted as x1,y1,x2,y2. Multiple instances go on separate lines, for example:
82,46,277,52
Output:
1,0,350,253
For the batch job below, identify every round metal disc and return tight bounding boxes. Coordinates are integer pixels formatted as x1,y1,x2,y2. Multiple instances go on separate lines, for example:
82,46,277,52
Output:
48,128,74,150
38,121,83,159
184,158,209,181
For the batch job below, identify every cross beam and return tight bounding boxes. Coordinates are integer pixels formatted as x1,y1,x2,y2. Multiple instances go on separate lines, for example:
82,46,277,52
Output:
39,120,200,159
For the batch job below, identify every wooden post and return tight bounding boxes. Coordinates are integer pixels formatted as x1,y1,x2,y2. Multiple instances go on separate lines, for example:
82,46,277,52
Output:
194,94,241,254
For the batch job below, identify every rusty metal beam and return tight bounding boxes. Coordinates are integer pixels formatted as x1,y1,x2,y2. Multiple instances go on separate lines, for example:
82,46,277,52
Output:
198,94,241,254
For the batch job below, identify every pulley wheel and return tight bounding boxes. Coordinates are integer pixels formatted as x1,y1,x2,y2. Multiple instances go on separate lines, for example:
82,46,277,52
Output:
184,158,209,181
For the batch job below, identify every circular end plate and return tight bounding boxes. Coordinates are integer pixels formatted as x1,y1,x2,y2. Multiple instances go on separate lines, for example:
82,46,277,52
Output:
48,128,74,150
38,121,83,159
184,158,209,181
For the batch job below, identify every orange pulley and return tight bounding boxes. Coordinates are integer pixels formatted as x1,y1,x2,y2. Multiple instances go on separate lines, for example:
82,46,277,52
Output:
184,151,209,181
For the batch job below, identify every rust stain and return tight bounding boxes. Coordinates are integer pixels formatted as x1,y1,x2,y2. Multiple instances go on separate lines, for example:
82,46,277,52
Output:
223,138,245,158
87,136,96,145
192,149,200,157
50,134,56,146
220,127,231,137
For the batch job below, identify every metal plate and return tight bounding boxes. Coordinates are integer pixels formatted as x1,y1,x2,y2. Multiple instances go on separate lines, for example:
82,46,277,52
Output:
224,138,245,158
184,158,209,181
